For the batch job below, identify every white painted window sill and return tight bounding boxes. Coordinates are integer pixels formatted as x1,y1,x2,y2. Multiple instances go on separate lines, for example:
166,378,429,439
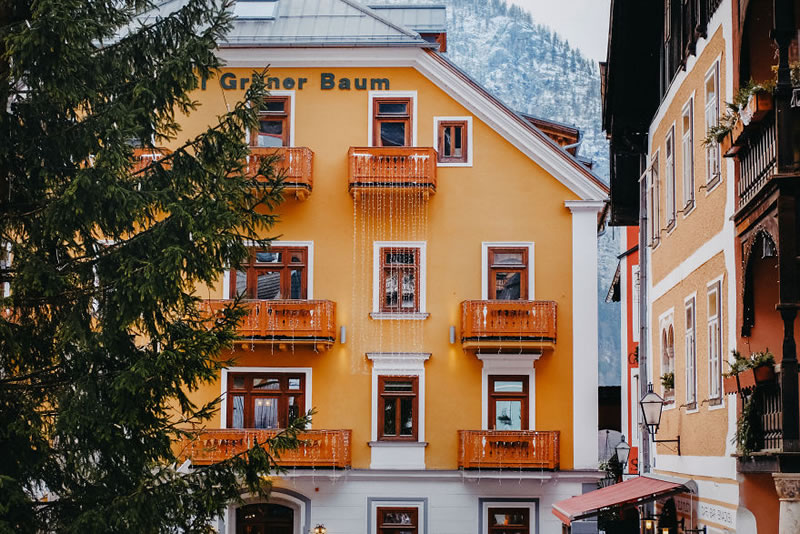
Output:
368,441,428,448
369,312,430,321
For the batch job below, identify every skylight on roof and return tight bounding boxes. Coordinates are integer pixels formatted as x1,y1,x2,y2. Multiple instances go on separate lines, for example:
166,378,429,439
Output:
233,0,279,19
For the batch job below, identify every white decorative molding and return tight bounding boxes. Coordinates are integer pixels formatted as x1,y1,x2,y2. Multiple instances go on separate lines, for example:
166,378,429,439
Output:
477,353,539,430
565,199,603,469
480,242,535,300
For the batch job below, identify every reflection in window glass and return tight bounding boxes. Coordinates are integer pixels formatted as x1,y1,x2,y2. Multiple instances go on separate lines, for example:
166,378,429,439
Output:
288,396,300,423
257,120,284,147
233,376,246,389
383,381,414,392
290,270,302,299
236,270,248,298
495,400,522,430
494,380,524,393
253,377,280,390
494,272,521,300
288,378,301,390
401,272,416,308
384,272,399,308
261,100,285,113
256,252,281,263
493,252,525,265
380,122,406,146
383,401,396,436
400,398,413,435
256,272,281,299
378,102,408,114
253,397,279,429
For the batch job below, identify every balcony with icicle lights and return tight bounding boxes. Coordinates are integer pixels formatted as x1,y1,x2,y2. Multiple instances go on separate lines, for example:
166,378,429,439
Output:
458,430,560,470
180,429,352,467
347,147,437,197
247,147,314,200
460,300,557,353
199,299,337,351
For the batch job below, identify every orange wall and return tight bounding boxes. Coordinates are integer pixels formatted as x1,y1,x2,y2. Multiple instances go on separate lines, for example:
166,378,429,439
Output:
180,66,582,469
740,473,779,534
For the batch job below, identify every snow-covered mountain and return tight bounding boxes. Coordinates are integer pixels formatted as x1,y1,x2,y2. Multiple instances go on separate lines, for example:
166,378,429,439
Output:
375,0,621,386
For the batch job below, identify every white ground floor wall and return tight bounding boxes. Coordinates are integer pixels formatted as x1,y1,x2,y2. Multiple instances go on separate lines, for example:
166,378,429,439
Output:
219,469,604,534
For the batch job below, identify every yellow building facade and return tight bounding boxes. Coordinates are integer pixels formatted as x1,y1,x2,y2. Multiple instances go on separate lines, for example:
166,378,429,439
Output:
169,2,608,533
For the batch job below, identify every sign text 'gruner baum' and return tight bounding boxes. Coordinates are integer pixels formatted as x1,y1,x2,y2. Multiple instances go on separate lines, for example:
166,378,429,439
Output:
202,73,390,91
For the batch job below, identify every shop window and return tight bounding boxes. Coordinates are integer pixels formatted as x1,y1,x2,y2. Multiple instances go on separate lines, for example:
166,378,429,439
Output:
488,508,529,534
378,376,418,441
488,247,528,300
230,246,307,300
380,247,420,313
377,507,418,534
437,120,468,163
227,372,305,429
251,96,290,147
373,98,411,147
489,375,529,430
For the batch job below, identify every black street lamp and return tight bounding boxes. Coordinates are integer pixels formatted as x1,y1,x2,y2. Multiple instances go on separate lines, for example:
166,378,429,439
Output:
639,384,681,455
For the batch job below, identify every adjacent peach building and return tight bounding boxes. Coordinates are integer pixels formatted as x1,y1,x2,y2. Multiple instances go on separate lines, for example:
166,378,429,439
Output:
160,2,609,533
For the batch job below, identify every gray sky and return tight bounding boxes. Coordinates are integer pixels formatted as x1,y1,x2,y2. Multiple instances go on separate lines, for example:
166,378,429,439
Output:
507,0,611,63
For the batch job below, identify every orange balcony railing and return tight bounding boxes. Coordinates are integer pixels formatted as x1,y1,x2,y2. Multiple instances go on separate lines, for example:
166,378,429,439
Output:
247,147,314,200
348,147,437,195
200,299,336,348
460,300,557,352
458,430,560,469
182,429,352,467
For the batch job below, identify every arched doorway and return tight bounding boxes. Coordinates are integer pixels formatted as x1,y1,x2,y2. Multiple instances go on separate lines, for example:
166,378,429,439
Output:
236,503,294,534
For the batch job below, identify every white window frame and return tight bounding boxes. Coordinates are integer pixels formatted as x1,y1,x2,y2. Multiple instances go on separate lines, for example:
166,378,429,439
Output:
226,240,314,299
681,96,695,214
708,278,723,402
665,125,676,229
648,152,661,247
704,61,721,188
219,366,313,430
368,90,418,148
477,353,538,430
367,353,430,470
433,116,473,167
685,294,698,411
631,264,640,342
659,308,676,409
246,90,296,147
371,241,427,319
480,242,535,300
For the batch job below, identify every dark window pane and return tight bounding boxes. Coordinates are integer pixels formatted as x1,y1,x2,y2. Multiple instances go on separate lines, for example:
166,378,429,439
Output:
444,127,452,156
232,395,245,428
494,380,524,393
290,269,302,299
380,122,406,147
384,271,399,307
256,272,281,299
253,397,279,429
256,251,281,263
287,397,300,423
257,120,284,147
289,251,304,263
383,381,414,392
454,126,462,155
253,377,280,390
383,511,414,525
400,397,413,435
378,102,408,114
261,100,285,113
401,271,415,308
495,400,522,430
233,376,246,389
494,272,521,300
235,270,248,298
385,251,415,264
383,400,396,435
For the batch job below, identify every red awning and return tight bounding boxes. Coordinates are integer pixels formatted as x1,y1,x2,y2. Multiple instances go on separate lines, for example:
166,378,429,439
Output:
552,475,689,525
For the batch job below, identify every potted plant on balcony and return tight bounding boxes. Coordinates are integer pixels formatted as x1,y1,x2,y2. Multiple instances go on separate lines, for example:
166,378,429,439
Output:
734,393,762,457
724,350,776,394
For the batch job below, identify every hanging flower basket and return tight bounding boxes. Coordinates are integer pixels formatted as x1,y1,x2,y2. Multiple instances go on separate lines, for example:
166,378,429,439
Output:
723,375,739,395
720,132,740,158
742,91,773,126
753,363,776,385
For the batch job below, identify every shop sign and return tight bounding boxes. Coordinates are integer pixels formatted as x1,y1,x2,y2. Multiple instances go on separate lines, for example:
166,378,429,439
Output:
673,495,736,529
202,72,390,91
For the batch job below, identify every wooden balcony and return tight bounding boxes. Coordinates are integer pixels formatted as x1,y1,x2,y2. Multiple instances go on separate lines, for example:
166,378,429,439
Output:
736,110,777,211
460,300,557,352
200,299,336,349
132,148,171,173
247,147,314,200
182,429,351,467
348,147,437,196
458,430,560,470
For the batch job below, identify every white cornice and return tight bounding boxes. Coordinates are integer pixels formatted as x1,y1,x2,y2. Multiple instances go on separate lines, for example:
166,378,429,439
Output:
215,47,609,201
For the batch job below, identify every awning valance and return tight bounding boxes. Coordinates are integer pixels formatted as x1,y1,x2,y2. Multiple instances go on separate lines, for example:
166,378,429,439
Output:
552,475,690,525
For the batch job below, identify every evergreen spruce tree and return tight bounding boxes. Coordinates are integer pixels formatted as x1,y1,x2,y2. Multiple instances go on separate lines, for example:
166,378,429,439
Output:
0,1,306,531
